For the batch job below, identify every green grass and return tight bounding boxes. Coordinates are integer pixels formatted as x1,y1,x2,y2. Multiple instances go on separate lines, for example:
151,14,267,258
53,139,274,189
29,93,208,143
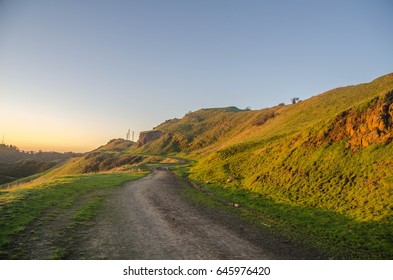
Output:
191,135,393,222
189,85,393,223
182,179,393,259
0,172,146,258
50,247,68,260
72,196,105,224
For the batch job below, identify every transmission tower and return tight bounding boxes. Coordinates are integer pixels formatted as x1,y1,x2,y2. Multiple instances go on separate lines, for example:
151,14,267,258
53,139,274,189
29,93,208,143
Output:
126,129,130,140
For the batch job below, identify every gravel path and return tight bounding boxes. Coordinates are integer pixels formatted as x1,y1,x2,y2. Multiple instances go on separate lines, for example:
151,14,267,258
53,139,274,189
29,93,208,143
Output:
71,170,320,259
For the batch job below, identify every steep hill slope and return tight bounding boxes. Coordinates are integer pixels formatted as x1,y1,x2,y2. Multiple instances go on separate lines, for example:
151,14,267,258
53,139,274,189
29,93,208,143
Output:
136,73,393,222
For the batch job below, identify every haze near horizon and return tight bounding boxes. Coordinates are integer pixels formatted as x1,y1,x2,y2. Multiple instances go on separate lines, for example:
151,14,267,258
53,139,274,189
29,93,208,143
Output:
0,0,392,152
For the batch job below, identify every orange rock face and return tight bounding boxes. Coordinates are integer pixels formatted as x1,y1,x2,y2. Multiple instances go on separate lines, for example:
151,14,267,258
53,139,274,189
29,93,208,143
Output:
319,91,393,150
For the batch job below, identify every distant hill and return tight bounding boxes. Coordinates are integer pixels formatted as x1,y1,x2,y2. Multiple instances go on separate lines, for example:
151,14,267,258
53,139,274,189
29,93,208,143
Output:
0,160,57,185
40,139,143,178
133,73,393,222
0,144,81,185
0,144,80,163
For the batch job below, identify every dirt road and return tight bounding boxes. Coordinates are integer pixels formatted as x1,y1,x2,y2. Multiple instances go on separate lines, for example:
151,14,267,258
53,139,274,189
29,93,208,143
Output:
70,170,319,259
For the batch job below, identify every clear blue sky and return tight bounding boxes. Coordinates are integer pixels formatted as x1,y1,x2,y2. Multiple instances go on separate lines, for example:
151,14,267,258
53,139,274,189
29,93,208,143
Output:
0,0,392,152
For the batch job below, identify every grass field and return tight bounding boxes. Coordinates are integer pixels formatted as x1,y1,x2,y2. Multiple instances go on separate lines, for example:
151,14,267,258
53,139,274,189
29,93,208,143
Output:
173,151,393,260
180,177,393,259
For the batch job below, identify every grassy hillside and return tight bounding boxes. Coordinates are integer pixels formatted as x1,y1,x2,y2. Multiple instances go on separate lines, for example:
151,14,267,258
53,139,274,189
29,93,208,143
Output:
137,106,280,155
133,73,393,223
190,74,393,223
137,72,390,259
245,73,393,142
138,74,393,157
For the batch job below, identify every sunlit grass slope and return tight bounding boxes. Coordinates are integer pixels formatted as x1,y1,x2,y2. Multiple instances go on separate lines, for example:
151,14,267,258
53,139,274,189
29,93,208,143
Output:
190,73,393,222
138,106,281,155
133,73,393,222
139,74,393,157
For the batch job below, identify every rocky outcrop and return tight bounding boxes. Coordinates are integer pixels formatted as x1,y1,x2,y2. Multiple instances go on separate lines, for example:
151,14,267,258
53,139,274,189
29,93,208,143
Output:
317,91,393,150
136,130,163,148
